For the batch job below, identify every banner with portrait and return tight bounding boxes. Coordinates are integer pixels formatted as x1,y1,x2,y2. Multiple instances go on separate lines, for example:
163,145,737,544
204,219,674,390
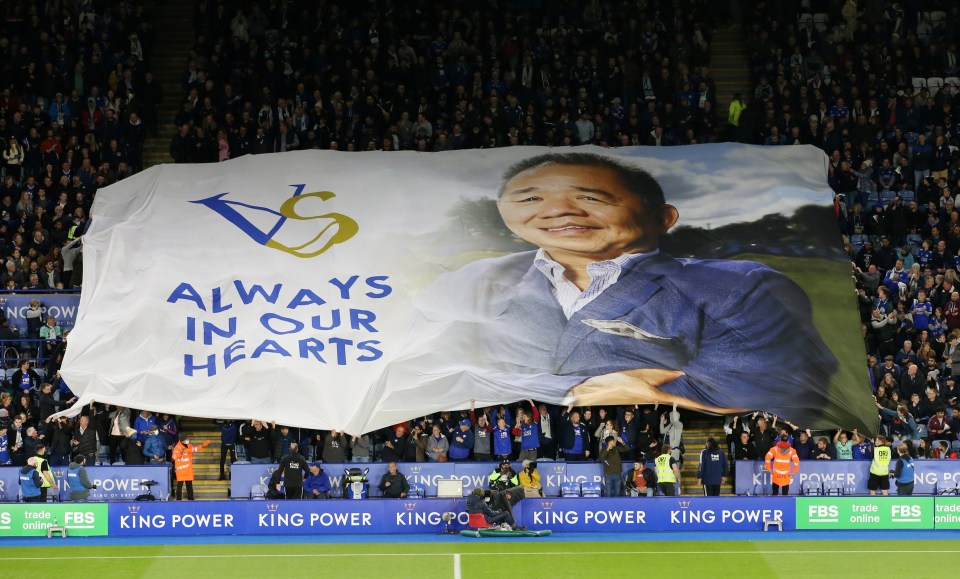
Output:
56,145,874,433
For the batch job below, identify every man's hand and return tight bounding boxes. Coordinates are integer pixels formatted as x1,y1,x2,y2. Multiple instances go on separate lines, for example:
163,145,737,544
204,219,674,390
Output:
384,481,391,487
570,368,685,406
400,492,407,498
570,369,745,414
697,478,703,487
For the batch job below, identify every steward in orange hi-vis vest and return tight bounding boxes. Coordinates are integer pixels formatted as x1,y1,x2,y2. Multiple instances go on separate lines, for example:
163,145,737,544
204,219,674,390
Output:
173,437,211,482
764,438,800,491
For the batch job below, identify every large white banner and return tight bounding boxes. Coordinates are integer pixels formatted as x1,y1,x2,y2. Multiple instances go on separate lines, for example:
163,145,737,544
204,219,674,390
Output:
58,145,874,433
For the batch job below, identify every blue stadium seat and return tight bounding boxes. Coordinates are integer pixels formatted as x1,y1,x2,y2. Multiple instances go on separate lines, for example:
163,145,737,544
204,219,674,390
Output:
581,481,602,497
560,482,580,497
250,484,266,499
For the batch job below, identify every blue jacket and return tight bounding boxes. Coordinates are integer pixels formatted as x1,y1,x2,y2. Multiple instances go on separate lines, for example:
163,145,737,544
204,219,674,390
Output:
449,428,475,459
492,426,512,456
19,465,42,498
216,420,238,445
304,470,331,494
132,414,158,442
696,448,729,485
374,251,842,428
142,432,166,459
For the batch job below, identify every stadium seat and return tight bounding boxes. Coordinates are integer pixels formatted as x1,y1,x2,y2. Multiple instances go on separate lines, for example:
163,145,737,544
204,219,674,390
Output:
800,480,822,496
813,13,829,32
912,77,927,95
467,512,492,529
250,484,266,499
952,440,960,451
561,482,580,497
932,440,952,455
930,11,946,27
581,481,602,497
822,482,840,496
927,77,944,97
945,77,960,90
798,14,813,31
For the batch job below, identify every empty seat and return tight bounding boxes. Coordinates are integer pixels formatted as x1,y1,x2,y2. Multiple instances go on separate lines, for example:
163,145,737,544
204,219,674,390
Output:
250,484,266,499
912,77,927,94
927,77,944,97
581,481,602,497
813,13,829,32
560,482,580,497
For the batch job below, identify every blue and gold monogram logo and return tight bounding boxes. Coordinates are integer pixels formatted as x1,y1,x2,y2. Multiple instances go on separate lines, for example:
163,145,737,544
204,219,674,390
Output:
192,184,358,258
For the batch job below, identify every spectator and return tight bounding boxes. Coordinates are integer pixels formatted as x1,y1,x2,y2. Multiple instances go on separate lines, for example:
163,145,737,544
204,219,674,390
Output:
122,427,145,466
350,433,372,463
132,410,158,443
142,425,166,465
812,437,837,460
834,429,855,459
243,420,273,464
215,419,238,480
471,407,493,462
378,461,409,499
659,402,684,461
518,459,542,497
448,419,474,462
513,400,541,463
322,430,347,463
380,424,408,463
70,414,98,467
107,406,131,465
624,459,656,497
304,463,332,499
424,425,448,463
559,407,592,461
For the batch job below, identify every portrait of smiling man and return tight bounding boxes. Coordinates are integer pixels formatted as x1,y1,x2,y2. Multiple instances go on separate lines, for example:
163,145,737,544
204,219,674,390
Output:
369,152,838,428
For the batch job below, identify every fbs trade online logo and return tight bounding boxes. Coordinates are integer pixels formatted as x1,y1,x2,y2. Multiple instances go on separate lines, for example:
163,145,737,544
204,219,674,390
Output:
192,184,358,258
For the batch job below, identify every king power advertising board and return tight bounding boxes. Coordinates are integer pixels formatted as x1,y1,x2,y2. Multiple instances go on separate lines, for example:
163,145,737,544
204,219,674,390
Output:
3,497,960,536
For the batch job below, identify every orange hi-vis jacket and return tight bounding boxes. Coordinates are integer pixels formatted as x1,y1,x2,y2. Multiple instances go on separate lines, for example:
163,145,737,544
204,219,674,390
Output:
172,440,210,482
764,446,800,487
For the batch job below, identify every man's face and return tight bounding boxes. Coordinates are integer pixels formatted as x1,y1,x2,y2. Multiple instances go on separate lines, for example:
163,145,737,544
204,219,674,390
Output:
498,164,676,262
388,463,397,474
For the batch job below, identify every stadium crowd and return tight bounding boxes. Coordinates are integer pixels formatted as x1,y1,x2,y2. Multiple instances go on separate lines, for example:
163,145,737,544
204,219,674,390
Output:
3,0,960,501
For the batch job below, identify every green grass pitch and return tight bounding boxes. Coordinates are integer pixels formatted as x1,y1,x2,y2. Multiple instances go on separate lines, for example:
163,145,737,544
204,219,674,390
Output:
0,540,950,578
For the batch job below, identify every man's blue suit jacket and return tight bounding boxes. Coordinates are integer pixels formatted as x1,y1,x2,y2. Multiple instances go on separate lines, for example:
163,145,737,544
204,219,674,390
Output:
371,250,838,427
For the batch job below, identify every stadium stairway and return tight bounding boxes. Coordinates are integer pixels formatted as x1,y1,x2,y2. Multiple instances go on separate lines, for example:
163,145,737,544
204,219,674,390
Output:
142,0,196,168
676,415,734,496
708,25,752,138
177,417,230,500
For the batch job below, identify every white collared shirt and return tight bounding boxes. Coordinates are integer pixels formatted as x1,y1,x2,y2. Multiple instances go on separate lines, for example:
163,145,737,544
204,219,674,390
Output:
533,248,659,319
